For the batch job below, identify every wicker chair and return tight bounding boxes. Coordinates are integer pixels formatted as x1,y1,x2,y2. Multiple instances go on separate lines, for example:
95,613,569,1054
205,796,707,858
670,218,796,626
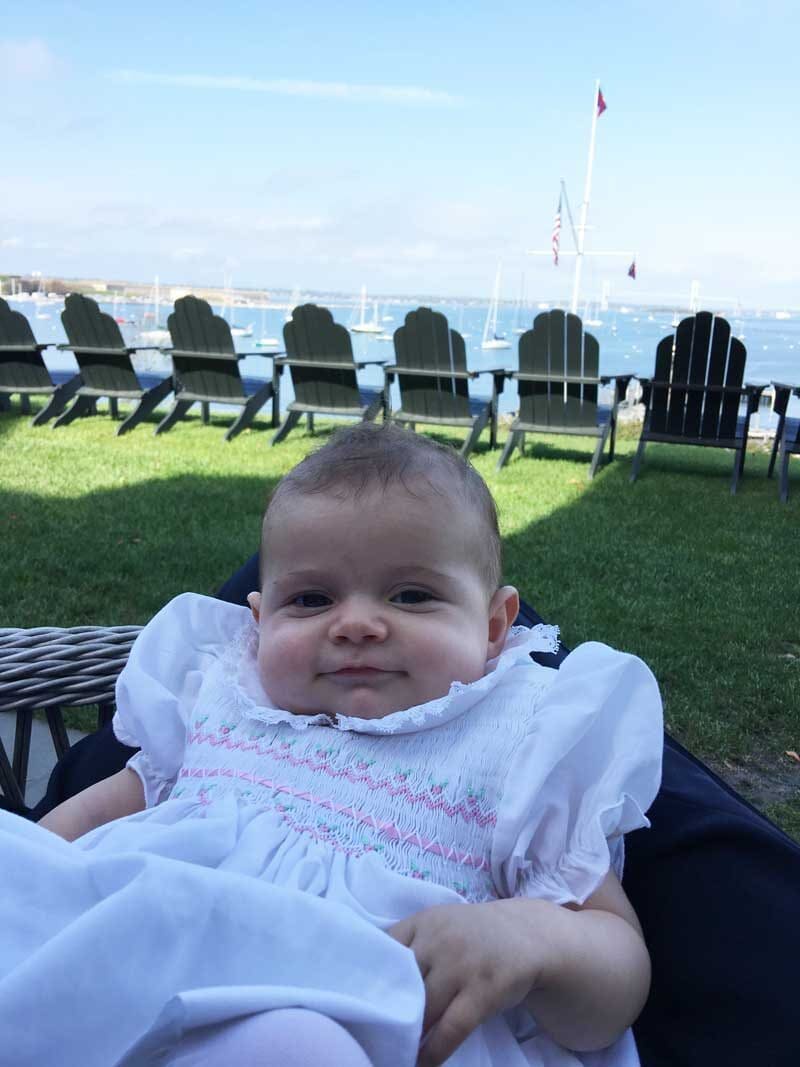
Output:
0,625,141,811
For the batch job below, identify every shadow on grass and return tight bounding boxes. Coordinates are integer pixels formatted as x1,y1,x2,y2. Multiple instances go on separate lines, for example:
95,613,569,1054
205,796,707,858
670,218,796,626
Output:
0,472,281,626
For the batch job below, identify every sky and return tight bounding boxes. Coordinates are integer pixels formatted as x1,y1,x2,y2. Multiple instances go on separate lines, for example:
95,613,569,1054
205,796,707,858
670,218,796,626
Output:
1,0,799,308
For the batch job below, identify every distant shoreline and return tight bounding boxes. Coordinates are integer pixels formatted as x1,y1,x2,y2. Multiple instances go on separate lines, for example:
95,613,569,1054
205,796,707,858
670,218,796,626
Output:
3,272,794,317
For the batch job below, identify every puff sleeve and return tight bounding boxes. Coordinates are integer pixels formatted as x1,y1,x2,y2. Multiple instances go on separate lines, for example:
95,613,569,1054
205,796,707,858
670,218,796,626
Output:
491,641,663,905
113,593,250,806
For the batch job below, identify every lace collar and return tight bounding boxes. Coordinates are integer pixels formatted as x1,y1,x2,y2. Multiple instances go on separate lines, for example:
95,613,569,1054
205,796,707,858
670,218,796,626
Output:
222,617,560,736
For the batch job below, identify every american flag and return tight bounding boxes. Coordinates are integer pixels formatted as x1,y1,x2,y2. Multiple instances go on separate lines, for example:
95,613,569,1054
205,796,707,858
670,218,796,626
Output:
552,195,562,266
597,87,607,116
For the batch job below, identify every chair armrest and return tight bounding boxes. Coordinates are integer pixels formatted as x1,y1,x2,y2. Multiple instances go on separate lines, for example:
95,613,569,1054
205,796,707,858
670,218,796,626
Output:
473,367,509,396
274,357,365,372
0,343,53,352
58,344,137,357
0,625,142,714
743,383,767,415
637,378,653,408
234,356,285,364
600,372,636,385
599,373,636,404
383,365,477,381
511,372,603,385
771,380,800,395
769,382,799,418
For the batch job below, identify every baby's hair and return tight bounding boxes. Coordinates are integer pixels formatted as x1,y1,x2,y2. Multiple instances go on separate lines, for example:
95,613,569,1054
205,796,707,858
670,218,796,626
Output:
261,423,502,592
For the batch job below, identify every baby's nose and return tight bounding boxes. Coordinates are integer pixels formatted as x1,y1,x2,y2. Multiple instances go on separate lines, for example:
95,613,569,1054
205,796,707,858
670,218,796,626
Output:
328,598,388,642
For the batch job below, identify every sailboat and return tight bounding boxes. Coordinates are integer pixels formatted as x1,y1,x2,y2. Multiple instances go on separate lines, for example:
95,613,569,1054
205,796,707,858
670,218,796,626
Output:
230,321,254,338
255,296,281,348
284,287,301,322
216,275,254,337
350,285,383,334
582,300,603,328
481,265,511,350
512,273,528,334
140,276,170,345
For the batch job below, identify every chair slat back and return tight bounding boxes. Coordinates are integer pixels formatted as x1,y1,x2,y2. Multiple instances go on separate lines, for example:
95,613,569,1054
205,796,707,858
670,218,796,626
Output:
647,313,748,441
393,307,471,419
0,298,37,346
61,294,140,393
0,299,52,391
168,297,245,401
283,304,361,410
517,310,599,429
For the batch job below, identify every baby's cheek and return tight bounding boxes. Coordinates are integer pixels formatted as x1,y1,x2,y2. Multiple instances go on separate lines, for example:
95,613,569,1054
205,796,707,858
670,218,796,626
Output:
258,635,308,693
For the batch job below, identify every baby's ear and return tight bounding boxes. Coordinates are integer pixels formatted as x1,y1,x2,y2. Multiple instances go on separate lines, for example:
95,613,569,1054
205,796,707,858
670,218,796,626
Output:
246,591,262,623
486,586,520,658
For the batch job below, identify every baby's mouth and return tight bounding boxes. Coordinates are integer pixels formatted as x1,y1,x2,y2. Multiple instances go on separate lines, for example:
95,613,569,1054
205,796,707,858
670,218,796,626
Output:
323,665,400,682
330,666,390,676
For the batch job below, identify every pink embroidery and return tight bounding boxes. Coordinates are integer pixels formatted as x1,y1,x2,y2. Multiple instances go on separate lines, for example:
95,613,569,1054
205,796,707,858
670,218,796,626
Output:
178,766,492,873
186,730,496,827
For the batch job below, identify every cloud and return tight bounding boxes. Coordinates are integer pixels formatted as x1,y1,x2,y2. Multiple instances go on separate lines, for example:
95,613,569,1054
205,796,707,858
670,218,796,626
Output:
170,247,205,262
0,39,60,80
399,242,439,262
0,236,22,248
110,69,461,107
252,215,327,234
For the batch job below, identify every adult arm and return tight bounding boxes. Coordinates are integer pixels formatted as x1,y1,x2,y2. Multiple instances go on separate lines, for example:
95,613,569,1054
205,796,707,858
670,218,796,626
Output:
38,767,145,841
389,869,649,1066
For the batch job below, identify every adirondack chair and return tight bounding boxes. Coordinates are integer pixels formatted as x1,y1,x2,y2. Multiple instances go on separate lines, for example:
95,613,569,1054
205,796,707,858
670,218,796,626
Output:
767,381,800,502
272,304,385,444
157,296,279,440
385,307,505,459
631,312,765,494
0,298,81,425
496,309,630,477
57,294,173,434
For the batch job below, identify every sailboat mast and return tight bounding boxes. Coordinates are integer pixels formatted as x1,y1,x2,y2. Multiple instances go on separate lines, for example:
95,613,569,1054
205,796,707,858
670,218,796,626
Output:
571,80,601,315
360,285,367,327
491,264,501,333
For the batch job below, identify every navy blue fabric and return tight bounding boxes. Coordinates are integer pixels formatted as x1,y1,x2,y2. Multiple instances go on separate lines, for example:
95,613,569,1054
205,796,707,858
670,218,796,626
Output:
26,553,800,1066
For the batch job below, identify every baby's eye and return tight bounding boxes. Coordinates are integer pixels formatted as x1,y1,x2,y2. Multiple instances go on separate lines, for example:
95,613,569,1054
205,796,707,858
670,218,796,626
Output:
292,592,331,609
390,589,435,606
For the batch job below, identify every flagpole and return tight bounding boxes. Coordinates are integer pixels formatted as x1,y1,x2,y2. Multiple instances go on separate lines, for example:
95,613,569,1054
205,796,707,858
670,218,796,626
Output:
571,80,601,315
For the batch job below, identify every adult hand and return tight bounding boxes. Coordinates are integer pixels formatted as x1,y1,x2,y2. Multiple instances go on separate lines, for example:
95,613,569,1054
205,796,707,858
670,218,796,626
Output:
388,898,552,1066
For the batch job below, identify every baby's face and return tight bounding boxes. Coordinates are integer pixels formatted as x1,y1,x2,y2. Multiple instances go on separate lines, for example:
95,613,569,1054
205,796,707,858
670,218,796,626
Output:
248,485,516,720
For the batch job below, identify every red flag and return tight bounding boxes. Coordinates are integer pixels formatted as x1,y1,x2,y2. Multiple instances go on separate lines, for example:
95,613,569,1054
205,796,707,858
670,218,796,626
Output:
597,87,607,116
552,195,562,266
627,259,636,280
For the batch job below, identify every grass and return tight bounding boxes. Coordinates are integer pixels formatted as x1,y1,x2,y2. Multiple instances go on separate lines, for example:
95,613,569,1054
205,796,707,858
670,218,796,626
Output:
1,401,798,839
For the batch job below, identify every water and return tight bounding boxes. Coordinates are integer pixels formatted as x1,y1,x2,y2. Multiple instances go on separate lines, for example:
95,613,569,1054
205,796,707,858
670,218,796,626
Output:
8,294,799,428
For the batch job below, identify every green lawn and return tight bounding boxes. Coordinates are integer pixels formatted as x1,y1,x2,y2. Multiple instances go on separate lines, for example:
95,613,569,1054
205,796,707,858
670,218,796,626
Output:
1,402,798,837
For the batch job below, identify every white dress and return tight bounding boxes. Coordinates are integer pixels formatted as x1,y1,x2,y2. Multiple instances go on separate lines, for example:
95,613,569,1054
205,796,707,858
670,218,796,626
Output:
0,594,663,1067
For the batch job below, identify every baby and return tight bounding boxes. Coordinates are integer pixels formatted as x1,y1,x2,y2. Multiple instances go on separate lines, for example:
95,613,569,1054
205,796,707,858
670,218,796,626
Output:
20,422,663,1067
